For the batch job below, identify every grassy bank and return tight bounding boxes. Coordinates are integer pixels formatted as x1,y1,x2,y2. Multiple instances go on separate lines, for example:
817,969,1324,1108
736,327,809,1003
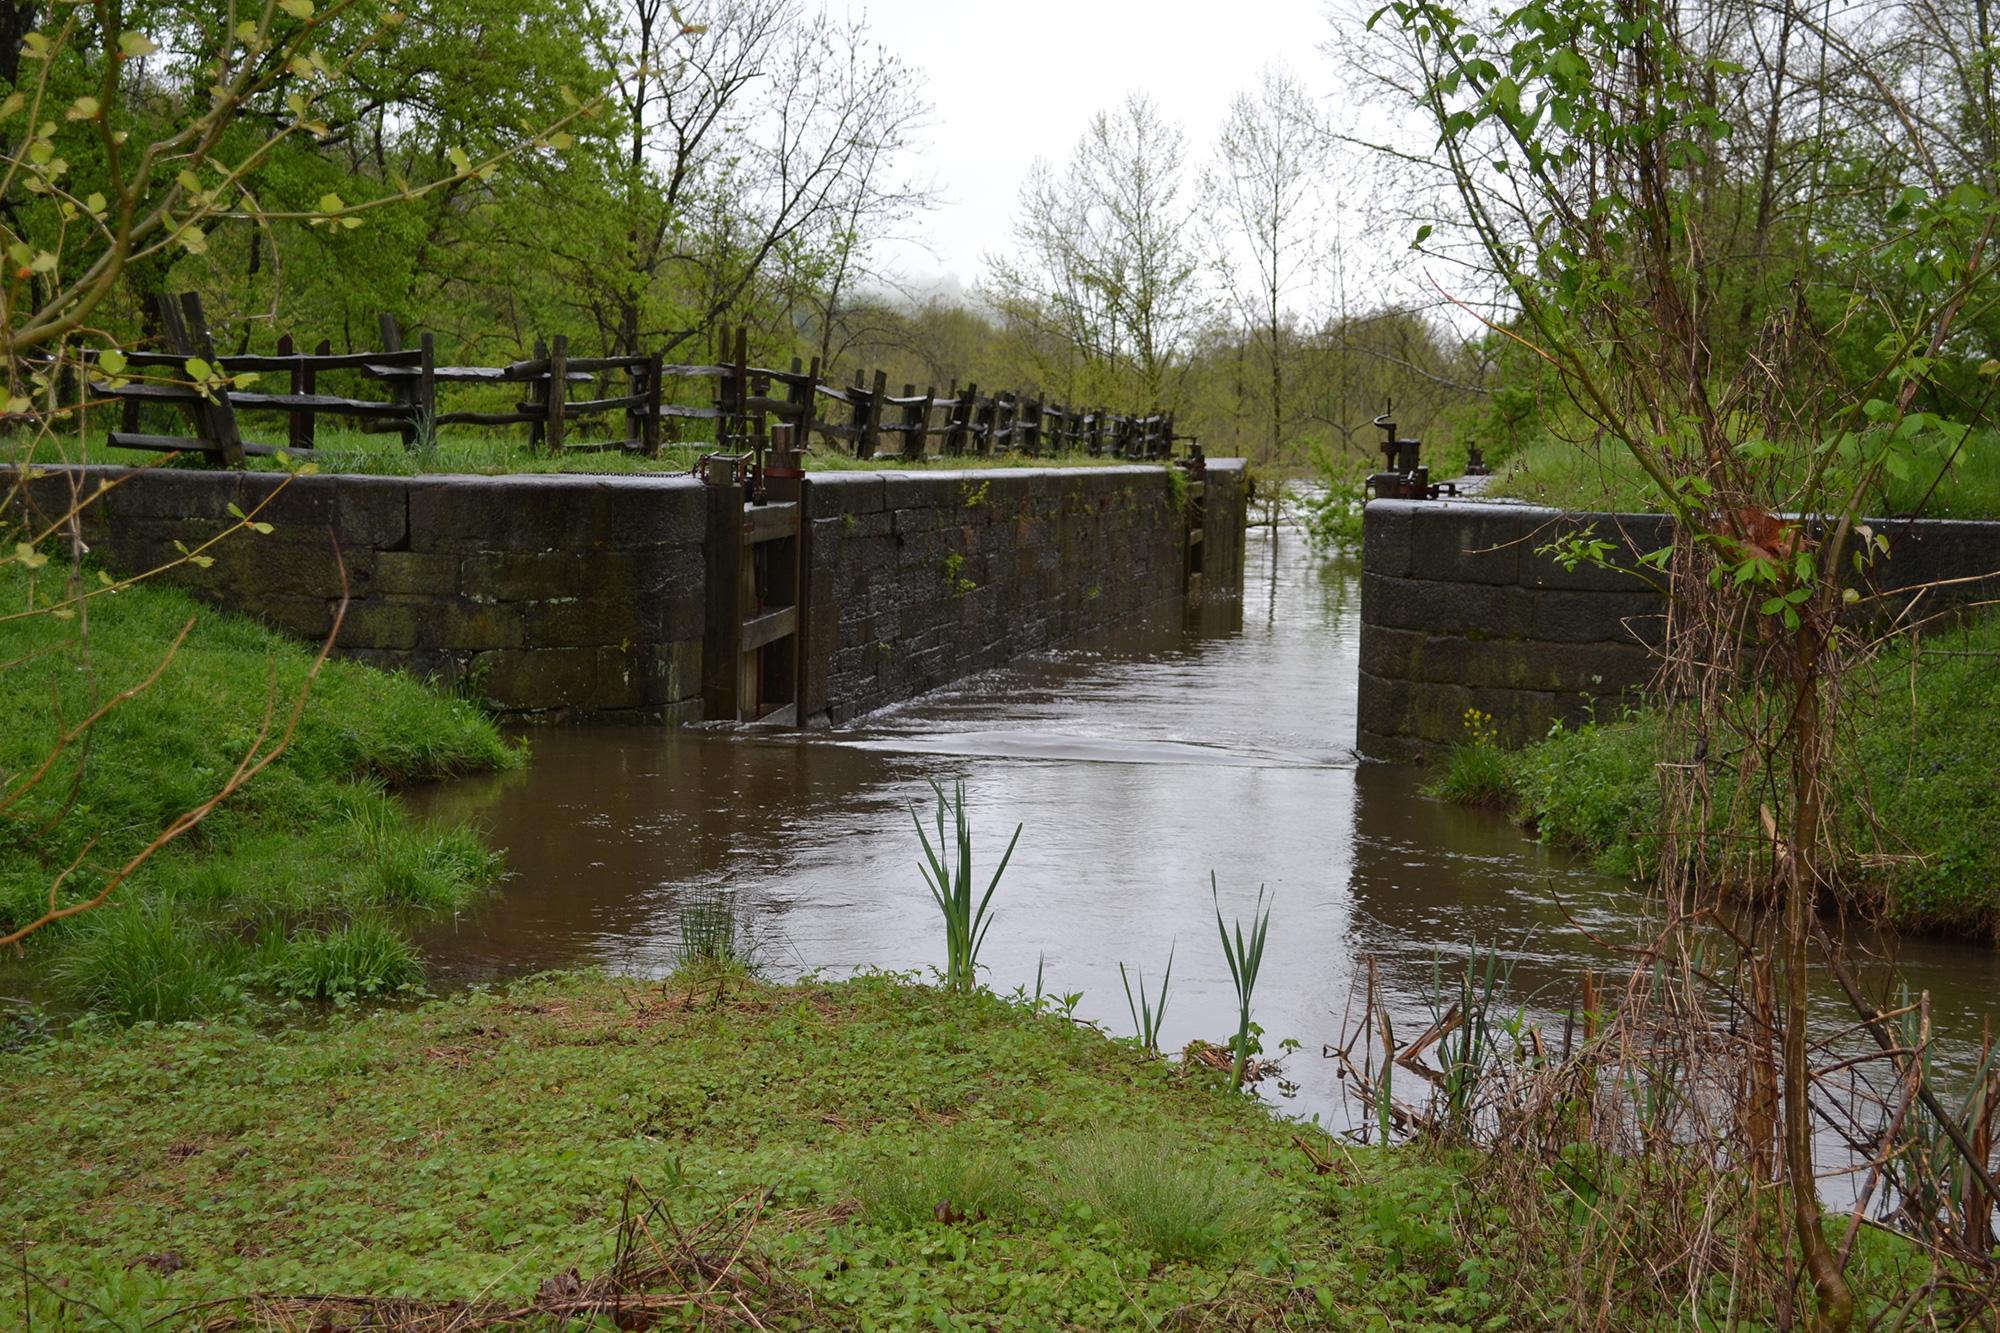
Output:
1482,430,2000,519
1426,615,2000,939
0,561,519,1021
0,967,1937,1329
22,428,1168,478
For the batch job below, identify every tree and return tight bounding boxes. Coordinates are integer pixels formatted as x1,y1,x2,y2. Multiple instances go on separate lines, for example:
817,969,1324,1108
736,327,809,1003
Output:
985,94,1209,409
1368,0,2000,1318
1207,65,1330,466
524,0,930,364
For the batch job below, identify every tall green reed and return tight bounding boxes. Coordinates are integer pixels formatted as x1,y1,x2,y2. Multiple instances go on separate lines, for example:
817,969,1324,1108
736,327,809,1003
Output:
1119,944,1175,1057
913,779,1021,995
1211,872,1272,1090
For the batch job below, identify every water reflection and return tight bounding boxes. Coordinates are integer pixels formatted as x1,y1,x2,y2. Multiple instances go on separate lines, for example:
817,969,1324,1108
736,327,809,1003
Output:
412,524,2000,1132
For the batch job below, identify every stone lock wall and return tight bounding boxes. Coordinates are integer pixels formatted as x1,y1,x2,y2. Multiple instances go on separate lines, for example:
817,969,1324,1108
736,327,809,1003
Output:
800,462,1242,723
1358,497,2000,761
15,461,1240,724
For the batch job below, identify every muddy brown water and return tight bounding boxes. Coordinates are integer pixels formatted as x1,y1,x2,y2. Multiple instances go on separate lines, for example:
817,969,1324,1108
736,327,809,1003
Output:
410,524,2000,1142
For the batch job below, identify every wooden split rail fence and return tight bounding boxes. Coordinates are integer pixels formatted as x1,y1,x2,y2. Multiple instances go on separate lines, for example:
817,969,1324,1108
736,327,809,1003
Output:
87,298,1187,467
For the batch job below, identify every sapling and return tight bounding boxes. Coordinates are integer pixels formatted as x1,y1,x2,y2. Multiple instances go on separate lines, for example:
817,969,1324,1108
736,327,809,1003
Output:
1211,872,1272,1091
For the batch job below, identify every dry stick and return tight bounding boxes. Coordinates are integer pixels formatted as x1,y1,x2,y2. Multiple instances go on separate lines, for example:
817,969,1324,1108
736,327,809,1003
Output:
0,541,350,950
1834,1040,1924,1271
1812,921,2000,1213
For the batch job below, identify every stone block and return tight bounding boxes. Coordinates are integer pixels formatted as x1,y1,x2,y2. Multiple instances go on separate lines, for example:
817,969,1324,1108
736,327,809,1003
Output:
520,594,639,649
1362,572,1535,641
1409,502,1527,585
389,596,524,651
337,597,425,651
1360,624,1655,693
408,477,569,551
373,550,459,597
804,473,886,518
469,646,600,711
1529,588,1665,645
461,551,591,602
594,477,706,550
1363,502,1416,579
1518,510,1675,593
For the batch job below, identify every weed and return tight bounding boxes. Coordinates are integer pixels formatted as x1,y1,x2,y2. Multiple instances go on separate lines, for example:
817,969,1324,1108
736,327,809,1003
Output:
913,780,1020,995
856,1138,1028,1228
1421,707,1514,806
1212,872,1272,1090
959,479,991,508
941,550,976,596
348,792,502,911
50,898,244,1022
1044,1130,1263,1263
257,918,424,1003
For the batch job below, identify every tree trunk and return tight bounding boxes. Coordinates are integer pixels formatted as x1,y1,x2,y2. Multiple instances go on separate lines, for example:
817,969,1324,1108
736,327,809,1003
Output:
1784,621,1854,1329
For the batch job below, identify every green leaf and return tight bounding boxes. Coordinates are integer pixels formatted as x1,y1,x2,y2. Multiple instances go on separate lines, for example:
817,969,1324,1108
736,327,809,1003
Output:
118,30,160,58
13,541,48,569
279,0,315,18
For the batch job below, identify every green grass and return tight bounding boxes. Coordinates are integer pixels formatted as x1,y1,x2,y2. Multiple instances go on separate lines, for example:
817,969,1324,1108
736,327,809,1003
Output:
1045,1129,1263,1263
0,970,1948,1328
0,559,519,1019
1433,616,2000,936
854,1136,1032,1229
1484,429,2000,519
21,425,1169,478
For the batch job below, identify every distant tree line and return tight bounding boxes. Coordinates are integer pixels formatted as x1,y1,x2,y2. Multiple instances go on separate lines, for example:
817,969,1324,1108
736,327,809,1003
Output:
0,0,1489,469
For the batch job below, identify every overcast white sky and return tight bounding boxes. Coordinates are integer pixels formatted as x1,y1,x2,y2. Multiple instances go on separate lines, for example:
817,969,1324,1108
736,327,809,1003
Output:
856,0,1351,296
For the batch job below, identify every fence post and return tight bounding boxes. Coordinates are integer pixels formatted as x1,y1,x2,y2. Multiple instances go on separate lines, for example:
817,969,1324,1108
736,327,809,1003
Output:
643,351,663,454
546,334,568,452
376,312,415,449
527,337,548,451
792,355,820,452
307,340,329,449
168,293,244,467
1025,395,1043,456
946,381,971,455
727,327,750,451
860,369,887,459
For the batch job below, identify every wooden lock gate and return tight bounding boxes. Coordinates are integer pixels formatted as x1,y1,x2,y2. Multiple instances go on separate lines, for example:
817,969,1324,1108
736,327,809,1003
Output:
701,438,814,725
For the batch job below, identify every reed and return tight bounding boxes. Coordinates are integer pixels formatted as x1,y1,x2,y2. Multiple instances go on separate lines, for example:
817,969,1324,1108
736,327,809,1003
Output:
673,890,753,975
1211,872,1272,1091
1118,944,1175,1057
913,779,1021,995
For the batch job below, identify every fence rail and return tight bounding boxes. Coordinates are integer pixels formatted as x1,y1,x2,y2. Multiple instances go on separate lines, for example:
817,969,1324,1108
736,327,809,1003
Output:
83,296,1189,468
